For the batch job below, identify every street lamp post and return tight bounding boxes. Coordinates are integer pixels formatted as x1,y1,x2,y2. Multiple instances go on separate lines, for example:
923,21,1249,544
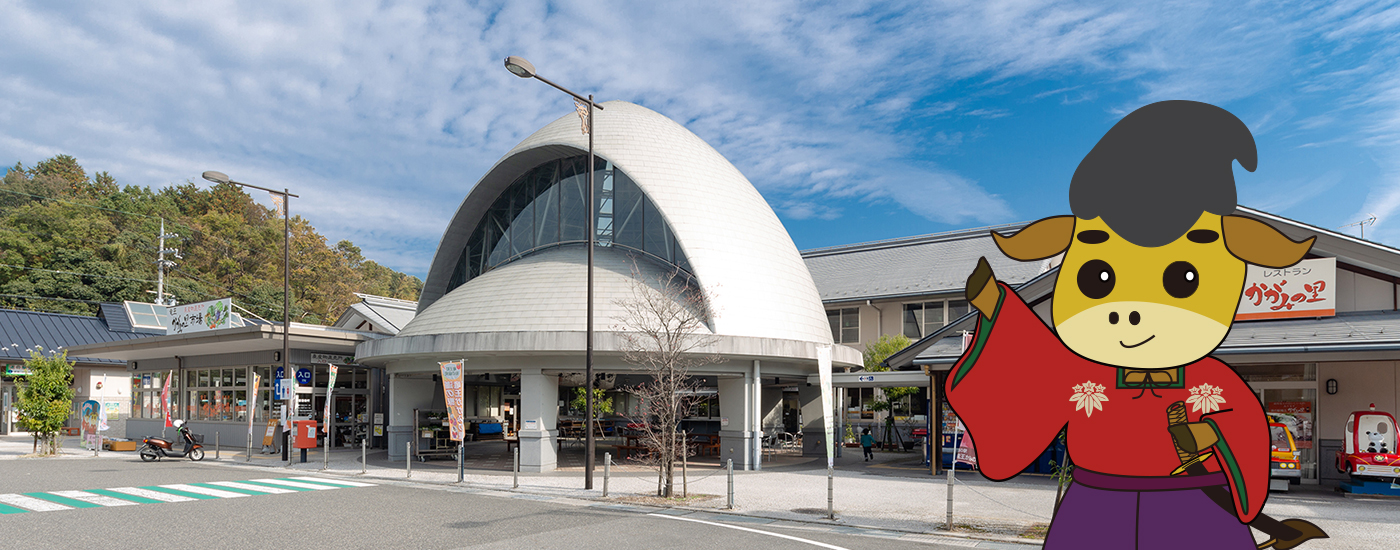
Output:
201,170,298,463
504,55,604,490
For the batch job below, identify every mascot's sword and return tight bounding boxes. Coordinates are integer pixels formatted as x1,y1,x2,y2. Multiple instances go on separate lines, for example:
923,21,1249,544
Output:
1165,401,1326,550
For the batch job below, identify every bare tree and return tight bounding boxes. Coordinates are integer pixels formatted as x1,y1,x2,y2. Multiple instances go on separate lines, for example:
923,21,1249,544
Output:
614,260,721,498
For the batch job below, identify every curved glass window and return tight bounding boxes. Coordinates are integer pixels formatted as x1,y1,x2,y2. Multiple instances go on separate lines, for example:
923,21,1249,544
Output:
447,156,692,293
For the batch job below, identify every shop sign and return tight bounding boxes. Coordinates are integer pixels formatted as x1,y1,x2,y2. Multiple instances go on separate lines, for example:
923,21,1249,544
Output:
310,353,354,364
1236,257,1335,321
4,365,32,376
166,298,233,335
857,375,875,382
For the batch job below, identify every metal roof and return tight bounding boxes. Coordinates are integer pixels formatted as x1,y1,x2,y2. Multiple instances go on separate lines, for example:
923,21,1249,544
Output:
333,293,418,334
801,222,1049,304
0,308,151,365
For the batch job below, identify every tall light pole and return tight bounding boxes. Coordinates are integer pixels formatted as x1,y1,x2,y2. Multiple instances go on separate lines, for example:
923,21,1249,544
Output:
505,55,604,489
202,170,298,462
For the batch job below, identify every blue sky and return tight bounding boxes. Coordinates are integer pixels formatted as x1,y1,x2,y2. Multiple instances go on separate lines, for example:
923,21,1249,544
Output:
3,1,1400,279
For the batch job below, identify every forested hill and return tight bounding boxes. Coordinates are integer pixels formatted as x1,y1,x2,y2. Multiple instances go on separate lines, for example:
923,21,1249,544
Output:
0,155,422,325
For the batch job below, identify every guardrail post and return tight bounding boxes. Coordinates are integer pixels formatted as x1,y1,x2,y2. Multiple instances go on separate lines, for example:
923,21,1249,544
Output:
726,459,734,510
603,452,610,497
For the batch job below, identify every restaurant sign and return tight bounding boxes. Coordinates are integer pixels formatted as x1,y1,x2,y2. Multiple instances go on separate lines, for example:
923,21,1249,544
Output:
1235,257,1335,321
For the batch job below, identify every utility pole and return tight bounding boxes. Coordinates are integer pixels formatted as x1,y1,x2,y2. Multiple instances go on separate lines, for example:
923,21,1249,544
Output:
155,219,181,306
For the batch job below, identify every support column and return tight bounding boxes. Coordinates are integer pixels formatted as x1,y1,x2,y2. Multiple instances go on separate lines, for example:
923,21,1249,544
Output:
800,383,825,457
518,368,558,472
751,360,762,470
387,374,433,462
718,376,754,470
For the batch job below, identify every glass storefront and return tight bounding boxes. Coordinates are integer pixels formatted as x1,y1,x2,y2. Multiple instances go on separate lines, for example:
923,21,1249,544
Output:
1242,363,1318,483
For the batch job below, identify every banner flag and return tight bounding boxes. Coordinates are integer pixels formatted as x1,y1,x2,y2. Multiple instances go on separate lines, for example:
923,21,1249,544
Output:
323,365,338,435
161,370,173,428
439,360,466,441
574,98,591,135
818,345,834,469
99,373,110,432
955,418,978,467
248,372,261,436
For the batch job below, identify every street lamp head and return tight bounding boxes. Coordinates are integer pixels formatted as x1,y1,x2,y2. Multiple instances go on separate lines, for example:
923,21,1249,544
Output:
202,171,231,185
504,56,536,78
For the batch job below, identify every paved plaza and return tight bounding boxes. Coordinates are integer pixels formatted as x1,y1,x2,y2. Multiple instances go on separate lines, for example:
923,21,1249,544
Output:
4,432,1398,549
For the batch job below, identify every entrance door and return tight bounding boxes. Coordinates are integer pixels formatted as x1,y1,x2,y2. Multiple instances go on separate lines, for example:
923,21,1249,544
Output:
1254,385,1318,483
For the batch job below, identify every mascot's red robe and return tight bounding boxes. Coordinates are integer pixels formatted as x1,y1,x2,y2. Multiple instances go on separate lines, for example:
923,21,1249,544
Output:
946,283,1267,549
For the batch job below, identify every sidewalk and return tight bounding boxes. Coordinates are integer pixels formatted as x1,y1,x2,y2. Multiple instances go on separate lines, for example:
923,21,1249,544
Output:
5,432,1398,549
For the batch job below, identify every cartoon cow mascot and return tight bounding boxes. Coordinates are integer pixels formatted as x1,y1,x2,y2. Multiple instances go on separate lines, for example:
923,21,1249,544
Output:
947,101,1327,550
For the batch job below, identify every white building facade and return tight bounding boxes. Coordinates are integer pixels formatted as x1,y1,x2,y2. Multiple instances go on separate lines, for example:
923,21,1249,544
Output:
355,101,860,472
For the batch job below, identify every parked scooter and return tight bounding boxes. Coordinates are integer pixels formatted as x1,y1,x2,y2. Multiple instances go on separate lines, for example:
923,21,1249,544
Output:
139,419,205,461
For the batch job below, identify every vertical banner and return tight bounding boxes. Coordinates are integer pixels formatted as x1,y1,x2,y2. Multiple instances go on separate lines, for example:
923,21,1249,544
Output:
81,400,100,449
818,345,834,469
161,371,173,428
323,365,338,435
954,418,978,467
248,372,261,436
98,374,110,432
439,360,466,441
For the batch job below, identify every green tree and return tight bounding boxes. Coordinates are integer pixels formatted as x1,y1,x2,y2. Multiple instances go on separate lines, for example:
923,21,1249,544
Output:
15,347,76,455
862,334,918,449
569,387,614,420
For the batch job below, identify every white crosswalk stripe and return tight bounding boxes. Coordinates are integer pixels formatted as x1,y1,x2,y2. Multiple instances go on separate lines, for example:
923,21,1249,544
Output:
249,478,338,490
160,484,248,498
206,481,296,494
48,491,139,507
105,487,197,503
0,494,72,512
289,476,376,487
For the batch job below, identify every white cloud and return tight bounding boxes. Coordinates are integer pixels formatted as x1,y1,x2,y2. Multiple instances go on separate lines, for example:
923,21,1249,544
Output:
4,1,1400,276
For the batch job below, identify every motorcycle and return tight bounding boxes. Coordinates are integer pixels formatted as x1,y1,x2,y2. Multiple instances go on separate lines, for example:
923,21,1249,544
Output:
139,419,205,462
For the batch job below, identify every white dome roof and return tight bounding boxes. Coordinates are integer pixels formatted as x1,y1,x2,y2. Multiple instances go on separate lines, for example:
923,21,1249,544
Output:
412,101,833,345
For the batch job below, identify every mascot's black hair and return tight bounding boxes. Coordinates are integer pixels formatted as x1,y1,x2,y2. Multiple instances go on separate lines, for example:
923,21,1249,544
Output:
1069,100,1255,247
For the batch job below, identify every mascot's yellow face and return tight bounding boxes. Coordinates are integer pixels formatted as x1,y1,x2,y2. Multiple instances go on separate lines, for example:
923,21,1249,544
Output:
1053,213,1244,369
992,212,1313,370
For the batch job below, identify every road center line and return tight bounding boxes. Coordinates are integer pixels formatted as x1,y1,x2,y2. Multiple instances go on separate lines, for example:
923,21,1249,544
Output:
646,513,851,550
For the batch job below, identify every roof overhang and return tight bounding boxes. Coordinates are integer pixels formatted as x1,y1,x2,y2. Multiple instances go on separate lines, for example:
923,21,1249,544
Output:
64,324,379,362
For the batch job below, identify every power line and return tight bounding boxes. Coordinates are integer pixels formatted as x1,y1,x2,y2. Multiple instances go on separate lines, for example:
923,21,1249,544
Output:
0,293,106,305
0,187,163,220
0,263,158,284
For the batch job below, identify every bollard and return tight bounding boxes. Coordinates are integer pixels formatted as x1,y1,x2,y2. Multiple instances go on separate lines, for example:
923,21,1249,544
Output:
215,432,220,460
726,459,734,510
603,452,610,497
457,443,464,483
246,433,251,463
946,460,956,530
827,466,834,520
323,434,328,470
407,441,412,478
513,447,520,489
361,438,367,475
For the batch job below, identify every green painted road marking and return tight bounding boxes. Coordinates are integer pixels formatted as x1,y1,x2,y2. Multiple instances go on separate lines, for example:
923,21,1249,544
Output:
0,502,29,514
23,493,103,509
138,486,220,500
236,480,316,492
84,489,162,504
189,483,268,496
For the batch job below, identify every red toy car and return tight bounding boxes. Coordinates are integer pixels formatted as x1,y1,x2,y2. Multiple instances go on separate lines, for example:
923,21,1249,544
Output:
1335,404,1400,482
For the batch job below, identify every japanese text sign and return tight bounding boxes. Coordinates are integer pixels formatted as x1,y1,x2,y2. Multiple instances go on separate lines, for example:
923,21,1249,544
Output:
439,360,466,442
165,298,233,335
1236,257,1335,321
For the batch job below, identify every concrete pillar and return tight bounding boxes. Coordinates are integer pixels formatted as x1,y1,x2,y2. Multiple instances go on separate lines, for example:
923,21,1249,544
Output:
518,368,558,472
751,360,762,470
387,375,433,461
718,376,754,470
800,384,826,457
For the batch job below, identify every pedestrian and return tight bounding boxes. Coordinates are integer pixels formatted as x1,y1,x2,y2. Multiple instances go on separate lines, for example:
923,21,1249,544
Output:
860,428,874,461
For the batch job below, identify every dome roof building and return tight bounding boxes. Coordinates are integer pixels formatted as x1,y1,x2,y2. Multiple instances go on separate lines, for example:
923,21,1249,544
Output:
355,101,859,472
